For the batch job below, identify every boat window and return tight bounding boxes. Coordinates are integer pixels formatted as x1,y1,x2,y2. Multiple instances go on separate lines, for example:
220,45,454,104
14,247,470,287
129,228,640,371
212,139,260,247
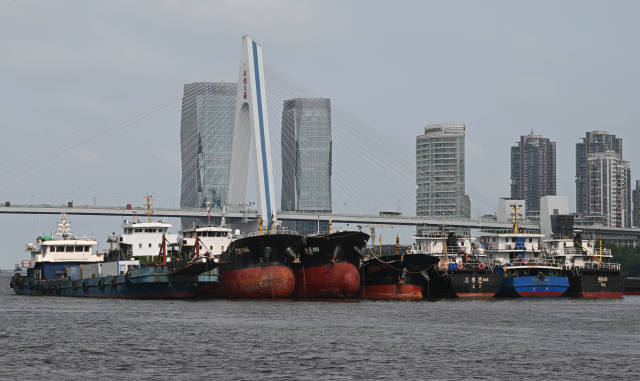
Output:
138,243,142,248
135,229,141,233
74,246,83,252
210,246,213,250
529,238,532,243
84,246,90,251
66,246,74,252
148,243,152,248
55,246,64,252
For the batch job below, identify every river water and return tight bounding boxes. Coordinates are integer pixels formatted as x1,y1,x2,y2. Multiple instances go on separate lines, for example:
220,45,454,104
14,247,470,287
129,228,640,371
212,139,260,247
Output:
1,275,638,380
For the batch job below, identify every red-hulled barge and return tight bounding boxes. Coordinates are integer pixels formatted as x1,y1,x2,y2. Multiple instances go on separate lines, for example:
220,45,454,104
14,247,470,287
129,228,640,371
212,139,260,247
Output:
360,253,439,300
293,231,369,298
218,231,303,299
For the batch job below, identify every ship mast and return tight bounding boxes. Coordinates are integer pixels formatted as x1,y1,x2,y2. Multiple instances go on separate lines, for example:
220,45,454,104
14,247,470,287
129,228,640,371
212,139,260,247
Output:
511,204,520,234
144,194,153,223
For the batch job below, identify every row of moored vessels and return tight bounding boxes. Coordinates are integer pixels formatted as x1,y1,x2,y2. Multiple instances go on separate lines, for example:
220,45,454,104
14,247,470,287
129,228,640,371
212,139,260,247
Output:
10,202,624,300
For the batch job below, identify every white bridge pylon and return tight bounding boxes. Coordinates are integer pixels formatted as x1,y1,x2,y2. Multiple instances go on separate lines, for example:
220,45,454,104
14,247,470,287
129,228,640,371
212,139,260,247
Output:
228,35,277,227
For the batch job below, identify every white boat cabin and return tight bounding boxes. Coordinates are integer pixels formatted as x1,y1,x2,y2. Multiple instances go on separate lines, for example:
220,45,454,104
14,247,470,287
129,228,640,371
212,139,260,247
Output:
25,213,102,263
544,237,613,268
412,232,473,258
479,232,546,264
119,220,178,258
181,226,233,257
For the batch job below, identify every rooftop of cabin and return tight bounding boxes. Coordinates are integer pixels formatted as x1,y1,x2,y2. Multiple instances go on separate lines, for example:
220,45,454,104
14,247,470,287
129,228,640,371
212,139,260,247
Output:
180,226,232,233
122,220,172,228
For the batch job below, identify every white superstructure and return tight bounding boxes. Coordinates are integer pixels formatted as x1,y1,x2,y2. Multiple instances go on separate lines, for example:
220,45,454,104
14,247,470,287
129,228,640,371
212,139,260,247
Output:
180,225,233,260
117,196,178,258
25,213,102,263
544,236,613,269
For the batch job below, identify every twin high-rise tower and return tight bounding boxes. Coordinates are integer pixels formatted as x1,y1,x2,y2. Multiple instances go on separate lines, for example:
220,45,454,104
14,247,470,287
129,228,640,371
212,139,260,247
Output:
179,82,236,221
179,36,332,230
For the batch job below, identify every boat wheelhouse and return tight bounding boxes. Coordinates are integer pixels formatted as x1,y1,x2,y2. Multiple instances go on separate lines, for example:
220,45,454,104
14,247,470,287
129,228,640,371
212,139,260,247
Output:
24,213,102,280
179,225,233,261
117,196,178,262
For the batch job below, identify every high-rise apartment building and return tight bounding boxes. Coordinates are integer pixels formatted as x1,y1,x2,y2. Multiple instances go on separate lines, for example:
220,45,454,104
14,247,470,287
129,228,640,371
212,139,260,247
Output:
633,180,640,227
575,131,622,214
586,151,631,227
281,98,332,234
180,82,236,226
510,133,556,212
416,123,470,218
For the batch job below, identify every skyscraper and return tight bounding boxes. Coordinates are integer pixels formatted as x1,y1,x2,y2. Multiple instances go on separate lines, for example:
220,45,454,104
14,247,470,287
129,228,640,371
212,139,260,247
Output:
585,151,631,227
510,133,556,212
180,82,237,225
416,123,470,218
633,180,640,227
575,131,622,214
281,98,332,234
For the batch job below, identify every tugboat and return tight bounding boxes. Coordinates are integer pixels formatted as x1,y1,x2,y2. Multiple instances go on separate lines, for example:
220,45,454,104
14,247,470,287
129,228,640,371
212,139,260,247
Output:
415,230,503,299
484,205,569,297
545,233,623,298
360,235,439,300
293,227,368,299
10,197,219,298
217,218,302,299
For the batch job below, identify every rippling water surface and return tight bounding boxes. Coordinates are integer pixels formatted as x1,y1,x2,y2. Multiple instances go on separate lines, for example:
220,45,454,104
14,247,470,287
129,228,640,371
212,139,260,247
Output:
1,275,639,380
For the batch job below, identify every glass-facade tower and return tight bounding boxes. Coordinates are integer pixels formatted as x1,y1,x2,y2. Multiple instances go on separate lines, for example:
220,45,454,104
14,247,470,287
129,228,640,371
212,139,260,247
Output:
180,82,236,226
281,98,332,234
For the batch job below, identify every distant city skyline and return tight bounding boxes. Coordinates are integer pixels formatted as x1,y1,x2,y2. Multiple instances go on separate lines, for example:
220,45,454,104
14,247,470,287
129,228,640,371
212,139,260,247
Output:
4,1,640,265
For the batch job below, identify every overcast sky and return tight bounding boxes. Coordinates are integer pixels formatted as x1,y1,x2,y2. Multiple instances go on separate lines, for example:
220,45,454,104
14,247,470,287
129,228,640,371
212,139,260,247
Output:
1,0,639,266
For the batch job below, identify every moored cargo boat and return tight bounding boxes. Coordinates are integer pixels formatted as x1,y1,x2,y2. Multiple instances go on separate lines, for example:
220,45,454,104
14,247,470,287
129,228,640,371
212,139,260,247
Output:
624,277,640,295
293,231,368,298
545,233,623,298
10,199,221,299
497,262,569,297
414,231,502,299
483,205,569,297
360,252,438,300
217,230,303,299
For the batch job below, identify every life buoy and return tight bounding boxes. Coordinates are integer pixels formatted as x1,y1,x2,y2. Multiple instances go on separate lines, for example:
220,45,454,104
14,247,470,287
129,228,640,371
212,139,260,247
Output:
478,263,485,270
457,262,463,270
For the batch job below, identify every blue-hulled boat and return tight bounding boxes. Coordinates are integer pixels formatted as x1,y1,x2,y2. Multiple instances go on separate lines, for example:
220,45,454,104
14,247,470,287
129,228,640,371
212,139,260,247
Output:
480,204,569,297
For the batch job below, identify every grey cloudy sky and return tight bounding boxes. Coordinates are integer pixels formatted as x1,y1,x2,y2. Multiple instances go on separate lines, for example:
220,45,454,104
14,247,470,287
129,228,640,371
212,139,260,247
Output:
1,0,639,266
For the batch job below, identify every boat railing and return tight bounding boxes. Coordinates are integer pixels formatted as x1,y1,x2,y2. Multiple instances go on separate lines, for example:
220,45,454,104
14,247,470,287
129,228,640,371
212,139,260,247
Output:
575,262,621,271
504,260,563,268
237,229,301,239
